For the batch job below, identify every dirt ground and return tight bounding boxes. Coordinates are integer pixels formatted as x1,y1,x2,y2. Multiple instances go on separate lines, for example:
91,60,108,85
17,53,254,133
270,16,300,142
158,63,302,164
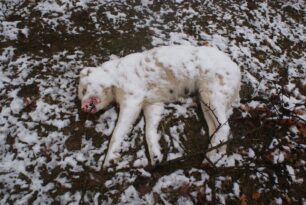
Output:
0,0,305,204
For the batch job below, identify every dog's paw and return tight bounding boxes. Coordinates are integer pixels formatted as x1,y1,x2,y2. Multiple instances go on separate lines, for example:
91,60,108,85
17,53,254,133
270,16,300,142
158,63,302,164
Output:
148,149,163,166
204,148,227,167
150,154,163,166
103,152,121,169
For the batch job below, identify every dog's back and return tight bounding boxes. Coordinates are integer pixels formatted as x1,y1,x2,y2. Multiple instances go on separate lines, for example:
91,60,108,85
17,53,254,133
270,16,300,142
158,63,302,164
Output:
95,45,240,105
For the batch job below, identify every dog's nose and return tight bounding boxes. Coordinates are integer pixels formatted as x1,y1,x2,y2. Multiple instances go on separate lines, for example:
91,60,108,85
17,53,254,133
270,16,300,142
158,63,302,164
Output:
81,104,89,112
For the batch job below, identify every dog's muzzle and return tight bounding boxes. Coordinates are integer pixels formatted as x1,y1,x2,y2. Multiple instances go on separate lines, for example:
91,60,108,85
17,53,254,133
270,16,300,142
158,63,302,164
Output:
81,96,100,113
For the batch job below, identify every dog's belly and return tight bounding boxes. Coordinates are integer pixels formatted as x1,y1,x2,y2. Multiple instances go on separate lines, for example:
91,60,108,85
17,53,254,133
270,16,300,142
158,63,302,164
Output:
143,75,197,104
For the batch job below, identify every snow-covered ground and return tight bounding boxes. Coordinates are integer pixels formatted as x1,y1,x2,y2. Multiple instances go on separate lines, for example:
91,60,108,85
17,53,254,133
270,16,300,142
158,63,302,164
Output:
0,0,305,204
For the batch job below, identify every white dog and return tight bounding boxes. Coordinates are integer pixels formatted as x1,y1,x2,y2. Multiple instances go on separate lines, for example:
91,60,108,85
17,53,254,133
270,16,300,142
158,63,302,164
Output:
78,45,241,168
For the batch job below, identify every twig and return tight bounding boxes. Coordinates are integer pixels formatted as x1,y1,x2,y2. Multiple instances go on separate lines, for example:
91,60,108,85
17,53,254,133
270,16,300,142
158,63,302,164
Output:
211,175,217,205
146,138,232,172
200,99,222,126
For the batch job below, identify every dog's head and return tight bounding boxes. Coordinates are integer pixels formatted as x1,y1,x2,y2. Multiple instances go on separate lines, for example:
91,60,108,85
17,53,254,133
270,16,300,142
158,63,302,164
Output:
78,67,114,114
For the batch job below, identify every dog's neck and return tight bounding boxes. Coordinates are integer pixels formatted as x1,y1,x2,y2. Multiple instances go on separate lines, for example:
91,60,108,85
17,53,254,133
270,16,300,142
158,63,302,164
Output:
113,86,127,105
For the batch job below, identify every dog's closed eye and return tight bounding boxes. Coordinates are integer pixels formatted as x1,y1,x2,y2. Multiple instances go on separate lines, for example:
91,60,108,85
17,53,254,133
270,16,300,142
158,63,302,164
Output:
82,87,87,96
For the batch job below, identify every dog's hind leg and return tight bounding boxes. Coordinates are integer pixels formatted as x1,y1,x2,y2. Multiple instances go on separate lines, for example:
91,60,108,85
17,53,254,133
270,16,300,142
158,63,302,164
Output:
199,83,231,164
143,103,164,166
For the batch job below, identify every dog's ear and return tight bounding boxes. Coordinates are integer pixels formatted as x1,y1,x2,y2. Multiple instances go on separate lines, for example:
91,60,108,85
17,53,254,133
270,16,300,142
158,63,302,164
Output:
80,67,93,78
78,80,86,100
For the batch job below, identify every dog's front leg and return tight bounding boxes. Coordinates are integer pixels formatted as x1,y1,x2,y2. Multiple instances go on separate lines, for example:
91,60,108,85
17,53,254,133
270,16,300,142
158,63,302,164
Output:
143,103,164,165
103,98,143,168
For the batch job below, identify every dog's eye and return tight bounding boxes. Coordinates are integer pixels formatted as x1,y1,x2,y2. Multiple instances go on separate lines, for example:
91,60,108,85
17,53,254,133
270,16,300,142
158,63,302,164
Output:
82,88,87,96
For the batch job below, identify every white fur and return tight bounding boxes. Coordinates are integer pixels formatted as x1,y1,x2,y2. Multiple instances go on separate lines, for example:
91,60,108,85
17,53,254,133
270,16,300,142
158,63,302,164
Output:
78,45,241,168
